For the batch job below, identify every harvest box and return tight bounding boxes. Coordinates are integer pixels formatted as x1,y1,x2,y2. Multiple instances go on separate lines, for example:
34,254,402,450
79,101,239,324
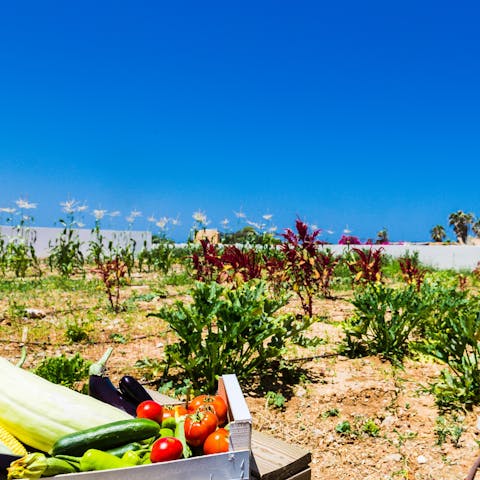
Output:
40,374,252,480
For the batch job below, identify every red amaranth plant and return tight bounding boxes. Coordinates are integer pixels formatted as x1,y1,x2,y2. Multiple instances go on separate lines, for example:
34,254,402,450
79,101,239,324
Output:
220,245,263,283
91,256,129,312
281,218,330,317
347,247,384,286
191,239,224,282
398,255,426,291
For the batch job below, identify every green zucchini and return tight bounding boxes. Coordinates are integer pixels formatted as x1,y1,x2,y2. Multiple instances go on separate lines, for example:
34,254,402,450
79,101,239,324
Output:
50,418,160,457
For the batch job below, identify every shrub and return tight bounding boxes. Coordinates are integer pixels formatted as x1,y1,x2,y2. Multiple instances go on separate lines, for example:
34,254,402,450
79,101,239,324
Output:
149,280,312,393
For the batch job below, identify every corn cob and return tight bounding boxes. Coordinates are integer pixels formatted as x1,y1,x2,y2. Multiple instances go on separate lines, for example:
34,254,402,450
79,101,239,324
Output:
0,422,27,456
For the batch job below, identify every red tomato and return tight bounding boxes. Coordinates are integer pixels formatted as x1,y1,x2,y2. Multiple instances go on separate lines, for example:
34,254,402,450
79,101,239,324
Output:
150,436,183,463
203,428,230,455
136,400,163,424
188,394,228,426
184,411,218,447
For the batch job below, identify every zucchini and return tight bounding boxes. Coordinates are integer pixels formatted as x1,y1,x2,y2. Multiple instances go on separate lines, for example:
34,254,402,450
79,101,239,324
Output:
0,356,132,453
50,418,160,457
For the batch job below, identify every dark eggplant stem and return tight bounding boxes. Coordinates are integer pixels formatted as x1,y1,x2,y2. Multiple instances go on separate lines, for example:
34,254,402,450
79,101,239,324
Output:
88,348,137,416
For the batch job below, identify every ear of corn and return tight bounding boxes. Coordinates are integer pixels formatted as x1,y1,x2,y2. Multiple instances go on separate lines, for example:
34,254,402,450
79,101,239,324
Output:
0,422,27,456
0,356,132,453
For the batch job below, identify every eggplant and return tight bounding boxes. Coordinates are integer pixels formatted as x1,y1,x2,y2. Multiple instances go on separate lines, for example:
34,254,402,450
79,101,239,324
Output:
118,375,153,407
88,348,137,416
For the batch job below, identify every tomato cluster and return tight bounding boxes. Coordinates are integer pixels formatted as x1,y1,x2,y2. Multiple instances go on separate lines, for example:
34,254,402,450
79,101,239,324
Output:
134,394,230,462
186,394,230,455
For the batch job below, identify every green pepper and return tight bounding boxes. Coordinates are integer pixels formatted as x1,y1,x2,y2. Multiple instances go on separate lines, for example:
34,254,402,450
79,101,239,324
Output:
79,449,133,472
159,427,174,438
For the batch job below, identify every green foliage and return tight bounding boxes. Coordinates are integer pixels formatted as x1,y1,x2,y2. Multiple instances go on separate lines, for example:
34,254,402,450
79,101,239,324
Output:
416,285,480,411
149,280,314,393
335,416,380,439
138,239,176,274
265,391,287,409
48,220,85,277
65,318,90,343
33,353,91,390
435,415,465,447
342,283,431,363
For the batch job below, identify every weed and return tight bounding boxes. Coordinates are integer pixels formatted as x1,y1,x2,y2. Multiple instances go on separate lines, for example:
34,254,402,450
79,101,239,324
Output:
265,391,287,409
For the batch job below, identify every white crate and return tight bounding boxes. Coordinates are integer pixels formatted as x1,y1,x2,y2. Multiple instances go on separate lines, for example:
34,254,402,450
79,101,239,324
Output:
43,374,252,480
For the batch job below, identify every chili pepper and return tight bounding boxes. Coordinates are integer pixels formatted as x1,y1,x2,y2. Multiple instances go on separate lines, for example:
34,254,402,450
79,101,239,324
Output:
79,449,136,472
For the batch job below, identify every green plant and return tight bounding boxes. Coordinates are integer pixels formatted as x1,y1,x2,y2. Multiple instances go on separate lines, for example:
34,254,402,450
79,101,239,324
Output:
341,283,431,363
65,318,90,343
149,280,313,393
265,391,287,409
48,219,84,277
435,415,465,447
322,408,340,418
33,353,91,390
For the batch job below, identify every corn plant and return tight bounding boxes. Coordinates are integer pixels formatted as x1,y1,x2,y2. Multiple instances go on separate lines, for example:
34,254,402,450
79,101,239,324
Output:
48,219,84,277
342,282,431,363
149,280,311,393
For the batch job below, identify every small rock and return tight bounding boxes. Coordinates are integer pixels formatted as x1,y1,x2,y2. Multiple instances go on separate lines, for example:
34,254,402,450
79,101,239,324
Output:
24,308,46,319
381,415,397,427
381,453,402,463
156,342,164,348
295,386,307,397
417,455,427,464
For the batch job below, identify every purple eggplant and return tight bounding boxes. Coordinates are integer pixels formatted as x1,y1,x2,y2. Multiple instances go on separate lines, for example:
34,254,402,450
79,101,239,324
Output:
118,375,153,407
88,348,137,416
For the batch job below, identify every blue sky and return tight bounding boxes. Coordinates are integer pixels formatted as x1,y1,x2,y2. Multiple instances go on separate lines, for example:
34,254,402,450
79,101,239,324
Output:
1,1,479,242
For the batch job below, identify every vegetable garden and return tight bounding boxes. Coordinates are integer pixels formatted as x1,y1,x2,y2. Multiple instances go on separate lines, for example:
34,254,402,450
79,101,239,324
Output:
1,218,480,479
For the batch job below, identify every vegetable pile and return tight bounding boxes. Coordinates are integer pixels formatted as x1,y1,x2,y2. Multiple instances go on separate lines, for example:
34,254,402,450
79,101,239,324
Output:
0,351,232,479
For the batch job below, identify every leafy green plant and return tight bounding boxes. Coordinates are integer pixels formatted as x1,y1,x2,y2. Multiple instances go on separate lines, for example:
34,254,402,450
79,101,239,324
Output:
65,318,90,343
265,391,287,409
435,415,465,447
33,353,91,390
149,280,312,393
417,289,480,410
341,283,431,363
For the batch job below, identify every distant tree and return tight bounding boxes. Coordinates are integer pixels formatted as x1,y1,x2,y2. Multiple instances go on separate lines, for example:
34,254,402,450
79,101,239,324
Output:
448,210,474,244
430,225,446,243
375,228,389,245
221,226,259,245
473,219,480,239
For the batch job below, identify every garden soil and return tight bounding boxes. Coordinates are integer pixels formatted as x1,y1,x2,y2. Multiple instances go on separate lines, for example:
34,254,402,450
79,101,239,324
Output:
1,276,480,480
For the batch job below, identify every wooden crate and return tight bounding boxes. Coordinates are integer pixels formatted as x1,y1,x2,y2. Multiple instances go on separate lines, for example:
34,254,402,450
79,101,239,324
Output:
41,374,252,480
250,430,311,480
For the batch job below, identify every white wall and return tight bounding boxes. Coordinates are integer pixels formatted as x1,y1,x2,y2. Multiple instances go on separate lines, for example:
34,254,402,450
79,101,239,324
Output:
323,244,480,271
0,225,152,258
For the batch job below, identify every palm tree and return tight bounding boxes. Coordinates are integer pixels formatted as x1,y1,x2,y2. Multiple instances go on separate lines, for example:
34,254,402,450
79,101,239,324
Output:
473,219,480,238
448,210,474,244
430,225,446,243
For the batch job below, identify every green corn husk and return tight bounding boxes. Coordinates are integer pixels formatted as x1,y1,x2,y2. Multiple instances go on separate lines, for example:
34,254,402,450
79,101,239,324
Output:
7,452,78,479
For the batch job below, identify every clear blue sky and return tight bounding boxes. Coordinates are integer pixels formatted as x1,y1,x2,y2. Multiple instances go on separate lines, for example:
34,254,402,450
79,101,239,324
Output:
1,1,479,242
